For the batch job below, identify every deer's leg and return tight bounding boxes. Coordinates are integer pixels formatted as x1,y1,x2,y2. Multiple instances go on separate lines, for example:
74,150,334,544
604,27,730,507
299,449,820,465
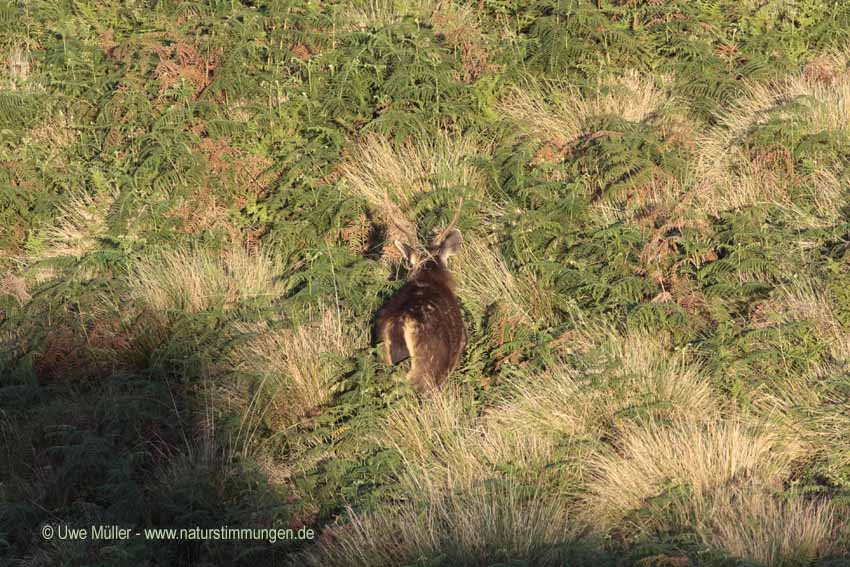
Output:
408,363,437,393
402,319,434,392
379,320,409,364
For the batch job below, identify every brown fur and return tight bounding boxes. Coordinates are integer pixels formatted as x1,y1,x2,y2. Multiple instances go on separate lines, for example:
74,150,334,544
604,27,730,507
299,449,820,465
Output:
377,233,466,392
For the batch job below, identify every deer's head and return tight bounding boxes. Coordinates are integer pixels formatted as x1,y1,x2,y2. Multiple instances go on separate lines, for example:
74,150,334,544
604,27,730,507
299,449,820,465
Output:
387,195,464,276
394,228,462,273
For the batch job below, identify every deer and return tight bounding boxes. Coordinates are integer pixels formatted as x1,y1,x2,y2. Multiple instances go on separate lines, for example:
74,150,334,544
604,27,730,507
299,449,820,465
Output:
376,197,466,393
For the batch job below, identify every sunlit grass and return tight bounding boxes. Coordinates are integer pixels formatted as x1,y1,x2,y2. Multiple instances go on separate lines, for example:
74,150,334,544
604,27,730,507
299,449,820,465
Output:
500,70,687,148
697,487,841,566
338,131,488,256
696,53,850,218
129,245,288,316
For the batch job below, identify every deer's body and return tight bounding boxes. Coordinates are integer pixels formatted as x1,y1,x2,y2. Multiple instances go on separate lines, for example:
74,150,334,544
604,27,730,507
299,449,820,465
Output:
376,200,466,392
377,258,466,391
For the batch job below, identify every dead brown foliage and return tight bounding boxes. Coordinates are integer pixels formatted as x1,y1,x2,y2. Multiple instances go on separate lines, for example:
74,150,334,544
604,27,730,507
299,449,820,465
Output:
167,135,273,238
33,316,139,385
290,43,312,61
153,41,220,99
431,3,489,82
804,54,844,85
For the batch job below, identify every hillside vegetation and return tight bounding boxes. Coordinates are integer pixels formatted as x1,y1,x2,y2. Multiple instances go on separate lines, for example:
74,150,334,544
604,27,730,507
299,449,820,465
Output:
2,1,850,565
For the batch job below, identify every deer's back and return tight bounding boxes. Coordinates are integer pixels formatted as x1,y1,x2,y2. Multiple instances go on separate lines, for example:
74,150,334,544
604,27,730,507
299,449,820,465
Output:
378,274,465,388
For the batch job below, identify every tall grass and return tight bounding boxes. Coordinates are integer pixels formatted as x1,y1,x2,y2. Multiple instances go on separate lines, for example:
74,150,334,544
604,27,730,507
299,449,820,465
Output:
295,481,578,567
129,246,363,460
775,277,850,363
583,417,800,533
339,0,439,29
454,237,558,328
697,488,841,566
338,131,488,254
500,71,686,148
232,307,368,432
36,190,114,261
696,55,850,218
294,388,582,566
492,332,720,442
129,246,288,316
339,132,487,210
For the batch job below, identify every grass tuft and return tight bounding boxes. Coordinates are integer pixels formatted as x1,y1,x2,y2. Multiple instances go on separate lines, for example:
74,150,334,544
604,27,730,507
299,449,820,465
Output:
232,307,368,431
698,488,841,566
501,71,685,148
129,246,287,316
338,131,487,253
584,417,801,535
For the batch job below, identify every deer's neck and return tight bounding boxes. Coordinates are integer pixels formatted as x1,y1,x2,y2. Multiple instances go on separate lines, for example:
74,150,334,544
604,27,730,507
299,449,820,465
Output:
412,263,454,290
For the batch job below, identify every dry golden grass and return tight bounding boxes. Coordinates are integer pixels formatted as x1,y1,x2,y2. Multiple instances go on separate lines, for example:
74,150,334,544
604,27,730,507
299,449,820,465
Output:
500,71,693,225
774,278,850,363
696,61,850,218
500,70,684,148
453,238,558,328
598,331,720,422
341,0,438,30
583,417,802,534
297,481,576,567
380,389,552,487
129,245,287,315
130,247,357,466
340,0,486,38
339,132,486,207
5,45,30,89
289,382,581,566
380,332,722,503
595,70,683,124
481,332,721,499
493,332,719,440
231,307,368,433
380,388,486,491
289,322,849,565
152,305,366,467
338,131,488,253
302,388,576,565
37,190,114,261
500,82,583,148
741,278,850,480
379,386,569,497
697,487,841,566
758,379,850,481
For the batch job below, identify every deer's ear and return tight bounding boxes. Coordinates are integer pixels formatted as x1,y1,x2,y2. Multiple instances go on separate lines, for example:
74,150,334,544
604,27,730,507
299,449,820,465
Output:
394,240,419,265
438,229,462,263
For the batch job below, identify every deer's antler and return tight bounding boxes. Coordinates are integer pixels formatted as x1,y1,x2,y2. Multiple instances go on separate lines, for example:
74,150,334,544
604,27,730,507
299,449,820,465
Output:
433,197,464,245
